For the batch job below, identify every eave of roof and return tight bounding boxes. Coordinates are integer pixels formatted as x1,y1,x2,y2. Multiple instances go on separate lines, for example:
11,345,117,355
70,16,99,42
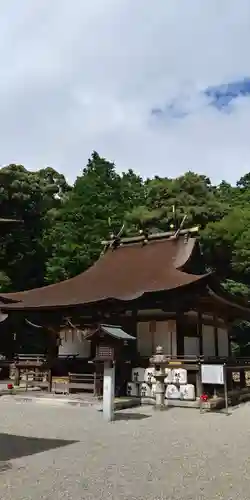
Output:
207,286,250,319
100,324,136,340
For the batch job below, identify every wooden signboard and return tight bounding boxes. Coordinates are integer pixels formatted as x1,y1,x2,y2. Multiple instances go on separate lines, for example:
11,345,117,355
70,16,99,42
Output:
95,345,115,361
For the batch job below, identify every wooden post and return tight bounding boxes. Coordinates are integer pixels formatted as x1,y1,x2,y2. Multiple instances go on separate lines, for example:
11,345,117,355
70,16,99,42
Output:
176,314,184,356
214,316,219,357
48,369,52,393
196,364,202,399
14,366,20,387
198,312,203,356
240,369,246,389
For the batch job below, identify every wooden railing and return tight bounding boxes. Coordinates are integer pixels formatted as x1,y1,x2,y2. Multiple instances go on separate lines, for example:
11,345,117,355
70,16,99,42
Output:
68,372,103,397
9,354,51,389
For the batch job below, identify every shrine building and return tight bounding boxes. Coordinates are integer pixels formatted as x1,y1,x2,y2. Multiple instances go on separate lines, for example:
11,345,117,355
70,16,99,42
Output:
0,226,249,403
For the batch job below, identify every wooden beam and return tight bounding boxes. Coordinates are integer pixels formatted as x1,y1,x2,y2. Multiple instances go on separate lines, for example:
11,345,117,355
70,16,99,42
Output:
214,315,219,357
101,226,199,246
198,312,203,356
176,313,185,356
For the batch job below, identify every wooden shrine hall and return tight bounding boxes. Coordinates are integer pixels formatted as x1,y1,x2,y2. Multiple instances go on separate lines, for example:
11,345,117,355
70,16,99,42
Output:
0,226,250,404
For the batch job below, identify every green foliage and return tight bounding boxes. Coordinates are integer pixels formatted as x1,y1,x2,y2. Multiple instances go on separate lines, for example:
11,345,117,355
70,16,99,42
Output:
201,208,250,281
0,271,11,292
231,320,250,356
44,152,144,282
127,171,228,233
222,279,250,297
0,164,70,291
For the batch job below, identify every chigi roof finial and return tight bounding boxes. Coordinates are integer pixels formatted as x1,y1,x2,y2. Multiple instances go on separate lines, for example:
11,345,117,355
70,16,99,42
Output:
107,219,125,250
170,214,188,240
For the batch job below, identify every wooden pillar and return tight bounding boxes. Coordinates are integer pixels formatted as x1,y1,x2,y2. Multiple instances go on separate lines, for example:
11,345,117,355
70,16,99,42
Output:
228,322,232,357
48,369,52,393
47,328,59,363
240,369,246,389
123,309,138,359
214,315,219,357
198,312,203,357
196,366,203,399
168,319,177,357
149,320,156,354
117,309,138,396
14,366,20,386
176,314,184,356
131,308,138,338
197,313,203,398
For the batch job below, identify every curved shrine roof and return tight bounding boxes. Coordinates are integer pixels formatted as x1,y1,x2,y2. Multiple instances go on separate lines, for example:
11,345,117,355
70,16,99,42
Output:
0,233,209,311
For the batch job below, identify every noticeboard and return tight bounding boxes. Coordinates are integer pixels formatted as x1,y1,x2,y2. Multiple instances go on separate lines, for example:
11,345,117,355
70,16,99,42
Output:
201,364,225,385
95,345,115,361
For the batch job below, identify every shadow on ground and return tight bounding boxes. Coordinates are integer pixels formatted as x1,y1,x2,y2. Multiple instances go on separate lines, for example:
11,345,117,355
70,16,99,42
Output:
114,412,151,421
0,461,12,473
201,409,232,416
0,433,77,462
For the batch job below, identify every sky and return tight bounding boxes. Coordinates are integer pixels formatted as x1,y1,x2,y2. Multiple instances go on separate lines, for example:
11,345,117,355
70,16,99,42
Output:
0,1,250,185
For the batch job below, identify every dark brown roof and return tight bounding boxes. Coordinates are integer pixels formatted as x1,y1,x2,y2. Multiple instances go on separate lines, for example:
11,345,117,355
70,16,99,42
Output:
0,234,209,311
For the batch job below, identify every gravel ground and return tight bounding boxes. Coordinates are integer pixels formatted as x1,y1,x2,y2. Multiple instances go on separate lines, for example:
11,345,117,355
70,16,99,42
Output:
0,400,250,500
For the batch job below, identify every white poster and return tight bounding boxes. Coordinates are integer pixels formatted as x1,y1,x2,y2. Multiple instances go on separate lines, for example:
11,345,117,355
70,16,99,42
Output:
201,364,224,385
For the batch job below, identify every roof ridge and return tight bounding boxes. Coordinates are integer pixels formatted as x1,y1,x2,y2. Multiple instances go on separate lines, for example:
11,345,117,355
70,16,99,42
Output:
102,226,199,247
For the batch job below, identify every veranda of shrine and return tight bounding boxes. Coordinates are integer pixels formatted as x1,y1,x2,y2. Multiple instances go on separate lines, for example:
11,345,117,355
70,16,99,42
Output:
0,225,250,407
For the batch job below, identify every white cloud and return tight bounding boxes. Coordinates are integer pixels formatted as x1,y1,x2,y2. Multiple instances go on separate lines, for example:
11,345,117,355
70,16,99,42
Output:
0,0,250,184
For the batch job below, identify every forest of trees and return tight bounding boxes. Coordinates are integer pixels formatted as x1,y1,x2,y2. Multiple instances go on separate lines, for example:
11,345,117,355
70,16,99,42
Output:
1,150,250,301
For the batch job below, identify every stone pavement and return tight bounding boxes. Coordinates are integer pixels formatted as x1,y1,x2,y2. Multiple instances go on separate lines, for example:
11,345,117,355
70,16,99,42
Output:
0,399,250,499
0,391,139,411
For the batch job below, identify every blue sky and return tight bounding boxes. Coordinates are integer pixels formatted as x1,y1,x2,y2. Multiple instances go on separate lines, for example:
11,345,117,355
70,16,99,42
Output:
205,79,250,110
151,79,250,119
0,0,250,184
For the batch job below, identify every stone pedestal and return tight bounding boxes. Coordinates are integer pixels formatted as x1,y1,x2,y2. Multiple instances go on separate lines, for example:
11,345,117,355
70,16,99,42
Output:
155,379,165,409
103,362,115,422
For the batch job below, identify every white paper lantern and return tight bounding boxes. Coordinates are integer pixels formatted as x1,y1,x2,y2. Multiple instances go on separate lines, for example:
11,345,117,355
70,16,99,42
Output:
126,382,138,397
144,367,156,384
151,383,157,397
164,368,172,384
179,384,195,401
140,382,152,397
165,384,181,399
132,367,145,383
172,368,187,385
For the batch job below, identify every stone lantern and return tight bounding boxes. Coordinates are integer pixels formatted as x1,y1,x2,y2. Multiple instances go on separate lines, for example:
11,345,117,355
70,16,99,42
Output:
150,345,170,409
